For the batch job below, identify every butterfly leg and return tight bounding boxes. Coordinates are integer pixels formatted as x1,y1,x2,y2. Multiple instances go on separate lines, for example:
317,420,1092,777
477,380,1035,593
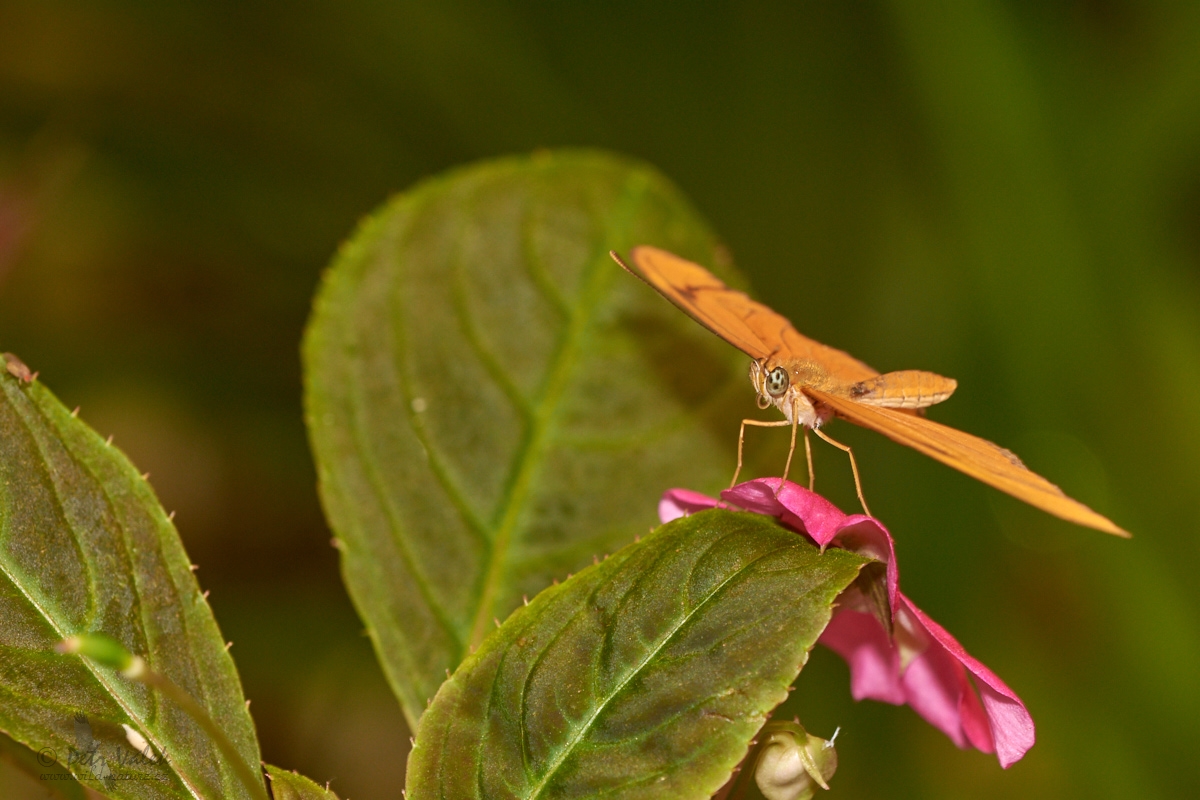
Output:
813,427,872,516
732,418,794,488
780,413,799,486
804,428,815,492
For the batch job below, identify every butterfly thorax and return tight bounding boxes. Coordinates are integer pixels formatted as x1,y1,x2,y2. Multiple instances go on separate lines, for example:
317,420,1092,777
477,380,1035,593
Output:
749,358,840,429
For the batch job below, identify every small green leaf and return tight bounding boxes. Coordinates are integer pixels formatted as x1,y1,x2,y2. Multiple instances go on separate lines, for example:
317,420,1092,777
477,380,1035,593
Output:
0,372,261,799
406,508,867,800
304,150,758,727
265,765,341,800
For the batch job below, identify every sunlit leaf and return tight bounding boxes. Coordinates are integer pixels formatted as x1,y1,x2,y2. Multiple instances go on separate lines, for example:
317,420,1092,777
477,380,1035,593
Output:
303,150,761,727
406,508,867,800
0,371,261,799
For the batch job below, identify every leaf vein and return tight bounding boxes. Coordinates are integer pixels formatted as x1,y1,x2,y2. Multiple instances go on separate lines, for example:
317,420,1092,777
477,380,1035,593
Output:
466,173,651,651
3,388,211,800
525,534,800,799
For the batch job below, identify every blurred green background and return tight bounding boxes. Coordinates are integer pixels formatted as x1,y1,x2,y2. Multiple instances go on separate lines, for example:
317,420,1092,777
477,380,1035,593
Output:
1,1,1198,798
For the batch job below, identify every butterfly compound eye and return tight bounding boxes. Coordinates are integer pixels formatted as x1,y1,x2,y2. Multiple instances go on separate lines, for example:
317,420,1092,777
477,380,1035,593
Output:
765,366,790,397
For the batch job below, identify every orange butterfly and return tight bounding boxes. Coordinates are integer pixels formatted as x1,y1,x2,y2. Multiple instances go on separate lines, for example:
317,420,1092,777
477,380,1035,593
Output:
611,246,1127,537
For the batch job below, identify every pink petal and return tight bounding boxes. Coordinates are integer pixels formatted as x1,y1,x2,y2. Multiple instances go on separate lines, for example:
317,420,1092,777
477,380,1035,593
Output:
904,601,1035,768
819,607,906,705
658,488,720,523
828,517,898,614
895,607,983,751
721,478,847,547
821,598,1035,767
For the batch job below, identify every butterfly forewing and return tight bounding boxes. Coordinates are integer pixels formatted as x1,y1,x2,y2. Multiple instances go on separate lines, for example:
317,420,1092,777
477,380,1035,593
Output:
807,388,1128,536
622,246,774,359
628,246,880,381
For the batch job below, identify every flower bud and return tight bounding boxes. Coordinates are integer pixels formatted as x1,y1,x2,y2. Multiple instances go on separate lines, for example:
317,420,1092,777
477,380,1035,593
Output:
56,633,133,669
754,722,838,800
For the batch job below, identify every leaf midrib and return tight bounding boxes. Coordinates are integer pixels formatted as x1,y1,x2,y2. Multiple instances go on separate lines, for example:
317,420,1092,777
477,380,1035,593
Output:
1,384,212,800
521,530,806,800
465,173,649,650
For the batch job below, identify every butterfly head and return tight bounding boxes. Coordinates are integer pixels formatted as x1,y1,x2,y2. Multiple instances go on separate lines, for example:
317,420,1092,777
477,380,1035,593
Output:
749,358,830,428
764,364,790,397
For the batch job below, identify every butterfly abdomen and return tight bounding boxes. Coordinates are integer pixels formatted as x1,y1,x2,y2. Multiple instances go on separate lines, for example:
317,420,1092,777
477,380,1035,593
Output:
848,370,957,409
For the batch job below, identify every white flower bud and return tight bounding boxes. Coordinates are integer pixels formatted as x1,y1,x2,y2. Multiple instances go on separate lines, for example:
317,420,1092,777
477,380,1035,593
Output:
754,723,838,800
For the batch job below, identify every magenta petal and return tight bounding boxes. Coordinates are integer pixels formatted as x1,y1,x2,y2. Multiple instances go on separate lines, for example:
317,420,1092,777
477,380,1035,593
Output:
896,619,982,750
658,488,720,523
823,600,1034,767
904,601,1035,768
721,479,848,547
829,517,899,613
819,609,906,705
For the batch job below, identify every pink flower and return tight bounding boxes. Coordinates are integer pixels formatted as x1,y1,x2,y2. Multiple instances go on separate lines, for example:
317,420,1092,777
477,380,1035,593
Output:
660,478,1034,768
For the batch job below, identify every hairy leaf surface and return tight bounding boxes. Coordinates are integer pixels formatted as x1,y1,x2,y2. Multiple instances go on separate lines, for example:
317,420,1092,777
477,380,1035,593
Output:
407,508,867,800
0,370,261,799
265,764,341,800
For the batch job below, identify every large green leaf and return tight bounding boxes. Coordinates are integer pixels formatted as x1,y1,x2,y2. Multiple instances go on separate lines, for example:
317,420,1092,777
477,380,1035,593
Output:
0,370,261,799
406,508,867,800
303,150,762,728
